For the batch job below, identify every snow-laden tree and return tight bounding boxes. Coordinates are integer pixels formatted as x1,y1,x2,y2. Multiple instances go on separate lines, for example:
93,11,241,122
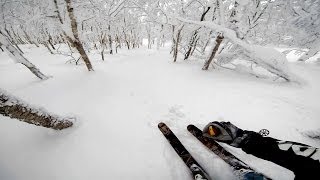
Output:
246,0,320,62
281,0,320,62
50,0,94,71
147,0,297,81
1,0,316,82
0,0,146,68
0,31,49,80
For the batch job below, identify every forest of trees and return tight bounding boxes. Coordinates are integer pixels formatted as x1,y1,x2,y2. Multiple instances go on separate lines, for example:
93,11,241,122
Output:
0,0,319,129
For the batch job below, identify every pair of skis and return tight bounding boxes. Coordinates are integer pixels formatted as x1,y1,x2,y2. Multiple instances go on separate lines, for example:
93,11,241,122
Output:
158,122,270,180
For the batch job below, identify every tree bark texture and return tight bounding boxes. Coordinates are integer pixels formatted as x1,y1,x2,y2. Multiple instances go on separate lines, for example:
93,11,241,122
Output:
108,35,113,54
0,89,74,130
44,43,54,54
65,0,94,71
184,31,199,60
173,25,184,62
202,35,224,70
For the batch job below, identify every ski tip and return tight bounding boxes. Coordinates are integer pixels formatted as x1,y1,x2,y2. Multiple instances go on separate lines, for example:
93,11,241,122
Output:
158,122,166,129
187,124,197,131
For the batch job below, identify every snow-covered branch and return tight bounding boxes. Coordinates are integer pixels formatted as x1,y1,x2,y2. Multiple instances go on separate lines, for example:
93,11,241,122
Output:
0,89,75,130
0,31,49,80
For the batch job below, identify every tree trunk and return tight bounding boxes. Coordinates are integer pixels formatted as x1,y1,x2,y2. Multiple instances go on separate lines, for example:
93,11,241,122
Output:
48,40,56,50
107,25,113,54
173,25,184,62
147,33,152,49
184,7,211,60
184,30,198,60
53,0,63,24
0,89,74,130
4,27,24,54
65,0,93,71
101,48,105,61
202,35,224,70
22,28,39,47
202,31,213,54
170,25,176,54
11,27,25,45
125,40,130,50
48,35,56,50
298,45,320,62
108,35,113,54
0,32,49,80
190,37,199,57
44,43,54,54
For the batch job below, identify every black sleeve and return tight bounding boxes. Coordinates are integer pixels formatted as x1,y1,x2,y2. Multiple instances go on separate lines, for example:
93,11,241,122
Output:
239,131,320,180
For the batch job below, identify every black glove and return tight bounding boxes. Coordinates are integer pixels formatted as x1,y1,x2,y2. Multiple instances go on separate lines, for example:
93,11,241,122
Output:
202,121,251,148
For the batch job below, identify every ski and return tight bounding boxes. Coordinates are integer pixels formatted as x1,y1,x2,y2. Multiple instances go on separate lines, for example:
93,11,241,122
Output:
187,124,271,180
158,122,212,180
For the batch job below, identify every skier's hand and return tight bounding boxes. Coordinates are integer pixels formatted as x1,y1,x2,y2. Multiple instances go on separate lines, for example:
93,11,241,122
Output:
202,121,247,148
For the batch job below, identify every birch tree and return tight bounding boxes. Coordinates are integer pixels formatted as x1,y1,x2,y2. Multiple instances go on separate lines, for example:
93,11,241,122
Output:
52,0,94,71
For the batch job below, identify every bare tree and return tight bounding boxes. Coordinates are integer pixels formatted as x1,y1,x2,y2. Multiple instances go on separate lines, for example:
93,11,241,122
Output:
172,24,184,62
0,31,49,80
184,6,211,60
52,0,94,71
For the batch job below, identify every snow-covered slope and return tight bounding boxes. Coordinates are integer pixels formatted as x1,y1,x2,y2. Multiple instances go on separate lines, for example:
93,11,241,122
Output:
0,45,319,180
